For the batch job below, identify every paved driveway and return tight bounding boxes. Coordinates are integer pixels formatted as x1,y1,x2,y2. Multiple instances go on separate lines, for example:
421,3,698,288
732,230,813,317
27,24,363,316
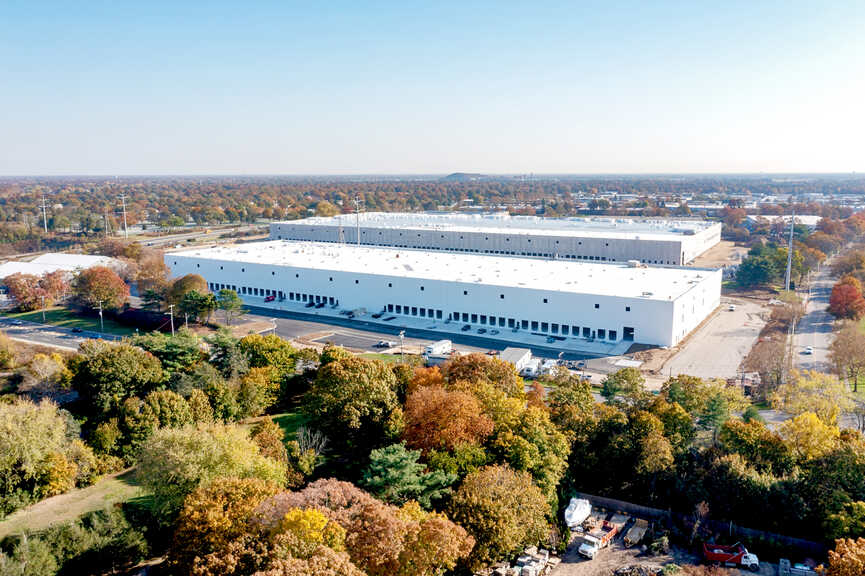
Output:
663,298,767,380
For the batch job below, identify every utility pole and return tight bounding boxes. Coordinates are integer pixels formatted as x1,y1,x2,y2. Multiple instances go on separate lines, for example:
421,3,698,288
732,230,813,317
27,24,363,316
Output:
41,295,46,323
119,193,129,239
39,194,49,233
352,195,362,246
168,304,175,336
97,300,104,333
184,312,188,329
784,212,795,292
399,330,405,364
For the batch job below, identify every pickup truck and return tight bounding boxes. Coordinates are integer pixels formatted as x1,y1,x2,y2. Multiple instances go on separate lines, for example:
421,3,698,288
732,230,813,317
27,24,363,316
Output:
703,542,760,572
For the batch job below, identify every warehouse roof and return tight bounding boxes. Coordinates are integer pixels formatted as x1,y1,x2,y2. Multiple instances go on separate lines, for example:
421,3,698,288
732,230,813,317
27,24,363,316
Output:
169,241,717,301
31,253,117,269
274,212,718,241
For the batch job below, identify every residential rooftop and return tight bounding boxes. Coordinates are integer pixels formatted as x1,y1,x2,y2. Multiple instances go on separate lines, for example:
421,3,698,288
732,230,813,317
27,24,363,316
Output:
275,212,717,241
169,240,717,301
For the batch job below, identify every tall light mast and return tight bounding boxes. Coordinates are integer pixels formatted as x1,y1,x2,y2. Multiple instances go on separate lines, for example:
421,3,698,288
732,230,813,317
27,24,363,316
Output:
39,194,49,233
352,195,363,246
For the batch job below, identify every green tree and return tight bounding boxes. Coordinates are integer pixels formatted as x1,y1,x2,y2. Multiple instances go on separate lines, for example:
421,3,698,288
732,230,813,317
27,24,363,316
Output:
70,340,163,417
303,355,403,454
204,329,249,378
136,423,287,521
361,443,456,508
238,333,297,382
217,288,246,326
546,366,594,434
601,367,648,406
131,328,202,380
448,465,548,570
178,289,217,323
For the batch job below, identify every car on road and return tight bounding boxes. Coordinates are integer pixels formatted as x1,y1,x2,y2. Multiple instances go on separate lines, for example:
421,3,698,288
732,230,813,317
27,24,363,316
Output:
728,304,736,311
264,294,276,302
461,324,471,331
803,346,814,355
486,350,497,355
71,327,83,333
546,336,556,343
477,328,487,334
315,302,326,308
11,320,23,326
305,301,315,308
375,340,397,348
490,329,499,335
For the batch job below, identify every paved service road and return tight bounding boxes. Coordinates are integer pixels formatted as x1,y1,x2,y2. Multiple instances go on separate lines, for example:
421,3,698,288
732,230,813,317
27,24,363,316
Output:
0,317,120,350
794,265,834,373
663,297,767,380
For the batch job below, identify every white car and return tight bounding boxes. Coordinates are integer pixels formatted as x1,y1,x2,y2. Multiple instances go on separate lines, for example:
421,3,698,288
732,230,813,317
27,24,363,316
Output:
728,304,736,311
804,346,814,355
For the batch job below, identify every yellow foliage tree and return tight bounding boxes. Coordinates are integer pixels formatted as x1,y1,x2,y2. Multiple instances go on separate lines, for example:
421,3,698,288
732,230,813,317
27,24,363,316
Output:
778,412,840,461
771,370,853,425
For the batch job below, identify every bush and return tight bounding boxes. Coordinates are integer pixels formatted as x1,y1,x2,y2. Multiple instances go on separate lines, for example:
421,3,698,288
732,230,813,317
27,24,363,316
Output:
0,507,148,575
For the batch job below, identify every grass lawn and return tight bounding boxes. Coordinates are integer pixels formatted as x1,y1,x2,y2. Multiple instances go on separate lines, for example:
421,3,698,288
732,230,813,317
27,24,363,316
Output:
272,411,308,440
359,352,424,366
2,306,137,337
0,469,147,539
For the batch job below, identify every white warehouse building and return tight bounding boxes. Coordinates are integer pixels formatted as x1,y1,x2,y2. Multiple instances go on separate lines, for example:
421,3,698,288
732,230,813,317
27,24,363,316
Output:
270,212,722,266
166,240,722,349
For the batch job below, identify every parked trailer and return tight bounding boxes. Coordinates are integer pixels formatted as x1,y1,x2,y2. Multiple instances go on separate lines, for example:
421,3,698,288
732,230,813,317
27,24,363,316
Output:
624,518,649,547
424,339,452,355
702,542,760,572
779,559,817,576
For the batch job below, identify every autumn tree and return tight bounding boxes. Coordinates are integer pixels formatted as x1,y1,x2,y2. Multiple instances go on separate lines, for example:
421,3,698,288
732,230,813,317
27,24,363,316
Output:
448,465,548,570
771,370,853,425
136,423,287,520
166,273,208,306
778,412,840,462
441,353,523,398
829,280,865,320
830,322,865,393
822,537,865,576
167,477,282,573
4,271,68,311
403,385,493,453
71,265,129,310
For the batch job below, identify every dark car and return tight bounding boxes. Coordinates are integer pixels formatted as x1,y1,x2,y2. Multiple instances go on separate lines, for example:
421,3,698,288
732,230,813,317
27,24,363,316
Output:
477,328,487,334
305,301,315,308
461,324,471,331
315,302,326,308
71,327,83,333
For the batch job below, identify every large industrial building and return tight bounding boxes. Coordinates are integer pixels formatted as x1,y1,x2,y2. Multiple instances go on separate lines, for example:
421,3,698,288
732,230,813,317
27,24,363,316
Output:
270,212,722,265
166,240,721,349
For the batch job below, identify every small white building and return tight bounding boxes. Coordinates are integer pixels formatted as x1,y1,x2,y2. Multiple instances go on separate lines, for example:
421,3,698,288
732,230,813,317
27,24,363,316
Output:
500,347,533,372
0,253,118,281
166,240,722,349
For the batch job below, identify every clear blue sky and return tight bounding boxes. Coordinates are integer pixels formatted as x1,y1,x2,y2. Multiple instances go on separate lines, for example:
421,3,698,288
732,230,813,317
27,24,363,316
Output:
1,1,863,175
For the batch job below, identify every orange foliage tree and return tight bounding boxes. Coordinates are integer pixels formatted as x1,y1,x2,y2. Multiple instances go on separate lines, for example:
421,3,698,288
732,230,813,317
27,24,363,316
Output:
403,385,494,453
72,265,129,310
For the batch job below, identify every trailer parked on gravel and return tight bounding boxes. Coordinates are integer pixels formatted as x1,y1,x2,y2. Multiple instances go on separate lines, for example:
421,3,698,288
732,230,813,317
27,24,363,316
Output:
624,518,649,547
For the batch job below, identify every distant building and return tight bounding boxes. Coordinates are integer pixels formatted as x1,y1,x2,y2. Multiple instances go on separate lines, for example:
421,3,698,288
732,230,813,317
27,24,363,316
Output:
499,347,533,372
0,253,118,281
270,212,722,265
166,240,722,349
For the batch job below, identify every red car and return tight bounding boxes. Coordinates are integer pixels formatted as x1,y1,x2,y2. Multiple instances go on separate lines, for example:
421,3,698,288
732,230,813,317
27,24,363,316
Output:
264,294,276,302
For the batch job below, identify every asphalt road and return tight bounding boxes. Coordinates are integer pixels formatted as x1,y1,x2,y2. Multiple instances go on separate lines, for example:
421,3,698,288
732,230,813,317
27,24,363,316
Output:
794,265,834,373
0,317,119,350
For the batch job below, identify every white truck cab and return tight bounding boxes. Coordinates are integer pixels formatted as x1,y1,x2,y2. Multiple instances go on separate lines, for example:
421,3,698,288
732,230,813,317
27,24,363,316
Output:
578,536,601,559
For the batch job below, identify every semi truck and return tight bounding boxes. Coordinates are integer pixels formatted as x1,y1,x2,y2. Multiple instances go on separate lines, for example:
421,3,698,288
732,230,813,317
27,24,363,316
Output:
702,542,760,572
424,340,452,356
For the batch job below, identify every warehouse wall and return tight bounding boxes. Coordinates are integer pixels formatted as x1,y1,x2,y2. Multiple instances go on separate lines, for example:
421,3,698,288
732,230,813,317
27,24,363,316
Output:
165,253,721,347
270,222,689,265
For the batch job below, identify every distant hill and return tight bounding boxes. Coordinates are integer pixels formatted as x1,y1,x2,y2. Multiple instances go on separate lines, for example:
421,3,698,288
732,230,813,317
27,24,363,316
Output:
441,172,488,182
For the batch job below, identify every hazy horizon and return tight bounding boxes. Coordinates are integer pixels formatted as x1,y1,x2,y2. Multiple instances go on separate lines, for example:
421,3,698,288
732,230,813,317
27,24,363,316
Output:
2,1,864,175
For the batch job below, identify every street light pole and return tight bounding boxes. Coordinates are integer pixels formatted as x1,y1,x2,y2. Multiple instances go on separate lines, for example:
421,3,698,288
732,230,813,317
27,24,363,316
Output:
97,300,104,333
168,304,175,336
399,330,405,364
41,295,46,323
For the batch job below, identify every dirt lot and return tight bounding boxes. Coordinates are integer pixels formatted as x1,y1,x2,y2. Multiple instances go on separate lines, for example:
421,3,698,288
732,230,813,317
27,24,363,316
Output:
691,241,748,269
551,537,775,576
